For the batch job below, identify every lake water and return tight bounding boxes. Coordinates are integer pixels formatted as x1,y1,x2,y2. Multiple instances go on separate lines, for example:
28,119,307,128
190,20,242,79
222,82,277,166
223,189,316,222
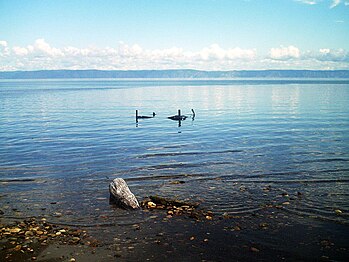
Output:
0,79,348,226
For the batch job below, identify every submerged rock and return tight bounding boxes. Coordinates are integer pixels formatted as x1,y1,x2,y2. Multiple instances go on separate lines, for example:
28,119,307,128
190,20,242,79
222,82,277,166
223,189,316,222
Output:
109,178,140,209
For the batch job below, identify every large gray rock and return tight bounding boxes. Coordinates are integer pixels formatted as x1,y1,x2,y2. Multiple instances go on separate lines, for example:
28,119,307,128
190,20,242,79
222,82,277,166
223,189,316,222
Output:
109,178,140,209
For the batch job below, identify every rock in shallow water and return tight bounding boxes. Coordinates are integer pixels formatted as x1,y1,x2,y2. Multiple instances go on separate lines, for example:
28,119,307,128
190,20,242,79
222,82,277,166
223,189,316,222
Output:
109,178,140,209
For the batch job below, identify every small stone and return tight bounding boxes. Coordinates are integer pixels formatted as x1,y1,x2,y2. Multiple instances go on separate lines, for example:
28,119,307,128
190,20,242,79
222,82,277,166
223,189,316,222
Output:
25,231,34,236
55,232,62,236
222,212,230,219
167,210,174,215
251,247,260,252
320,240,332,247
31,257,37,260
132,224,140,230
190,236,195,241
205,215,213,220
147,202,156,208
282,202,290,205
70,258,76,262
36,231,44,235
10,227,22,233
259,223,268,229
14,245,22,251
72,237,80,242
233,226,241,231
203,238,209,242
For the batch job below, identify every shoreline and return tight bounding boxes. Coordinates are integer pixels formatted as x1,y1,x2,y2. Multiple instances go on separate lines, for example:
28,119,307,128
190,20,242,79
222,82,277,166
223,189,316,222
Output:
1,200,348,261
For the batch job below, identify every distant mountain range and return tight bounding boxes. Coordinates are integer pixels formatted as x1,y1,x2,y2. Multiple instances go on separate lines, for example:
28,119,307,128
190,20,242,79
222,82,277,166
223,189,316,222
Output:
1,69,349,79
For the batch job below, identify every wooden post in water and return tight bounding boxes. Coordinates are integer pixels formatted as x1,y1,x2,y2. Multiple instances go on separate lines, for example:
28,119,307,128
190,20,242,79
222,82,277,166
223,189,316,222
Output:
135,110,138,123
178,109,182,127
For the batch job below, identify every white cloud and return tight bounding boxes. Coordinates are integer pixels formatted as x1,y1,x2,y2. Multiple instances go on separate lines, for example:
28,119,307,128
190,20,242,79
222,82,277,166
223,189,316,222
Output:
295,0,319,5
330,0,341,8
12,46,29,56
0,40,8,47
319,48,331,54
226,47,256,59
0,39,349,71
33,38,64,57
313,48,349,62
270,46,300,60
200,44,225,60
199,44,256,61
296,0,349,7
118,42,143,56
0,40,10,57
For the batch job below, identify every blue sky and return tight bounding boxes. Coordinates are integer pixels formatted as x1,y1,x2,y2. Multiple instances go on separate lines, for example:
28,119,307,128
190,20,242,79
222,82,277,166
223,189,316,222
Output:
1,0,348,70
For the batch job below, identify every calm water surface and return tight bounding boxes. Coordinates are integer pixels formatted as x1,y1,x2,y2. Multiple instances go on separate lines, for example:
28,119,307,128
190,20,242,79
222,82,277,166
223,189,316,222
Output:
0,79,348,225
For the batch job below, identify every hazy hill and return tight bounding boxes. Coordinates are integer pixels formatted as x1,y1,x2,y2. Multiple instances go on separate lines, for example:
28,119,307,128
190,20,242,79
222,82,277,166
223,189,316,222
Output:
0,69,349,79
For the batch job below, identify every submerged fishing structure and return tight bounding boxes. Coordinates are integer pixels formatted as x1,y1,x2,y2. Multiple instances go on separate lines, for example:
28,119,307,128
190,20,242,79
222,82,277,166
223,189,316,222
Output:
135,109,195,126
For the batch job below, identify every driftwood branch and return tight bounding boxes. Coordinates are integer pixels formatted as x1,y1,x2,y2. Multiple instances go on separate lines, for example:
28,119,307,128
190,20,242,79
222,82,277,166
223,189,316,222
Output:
109,178,140,209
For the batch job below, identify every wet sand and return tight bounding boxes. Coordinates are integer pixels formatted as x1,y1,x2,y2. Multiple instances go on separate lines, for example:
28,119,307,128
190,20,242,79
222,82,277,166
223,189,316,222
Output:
1,201,348,262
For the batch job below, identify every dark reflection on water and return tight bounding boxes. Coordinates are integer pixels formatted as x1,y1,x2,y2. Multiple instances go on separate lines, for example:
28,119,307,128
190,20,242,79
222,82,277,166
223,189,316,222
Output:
0,79,348,226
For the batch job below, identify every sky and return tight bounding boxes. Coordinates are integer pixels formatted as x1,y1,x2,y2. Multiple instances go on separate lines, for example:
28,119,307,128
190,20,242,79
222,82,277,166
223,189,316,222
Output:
0,0,349,71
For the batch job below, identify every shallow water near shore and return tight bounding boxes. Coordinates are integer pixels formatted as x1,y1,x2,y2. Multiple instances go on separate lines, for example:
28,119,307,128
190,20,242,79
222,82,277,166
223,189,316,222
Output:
1,79,349,260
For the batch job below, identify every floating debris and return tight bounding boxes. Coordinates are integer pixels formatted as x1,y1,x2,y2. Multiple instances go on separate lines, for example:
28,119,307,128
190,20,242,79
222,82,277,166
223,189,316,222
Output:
334,209,342,215
169,180,185,185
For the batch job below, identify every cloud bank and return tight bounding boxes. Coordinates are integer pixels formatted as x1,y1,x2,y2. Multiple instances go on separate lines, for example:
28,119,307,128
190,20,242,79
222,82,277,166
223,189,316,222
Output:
0,39,348,71
295,0,349,8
